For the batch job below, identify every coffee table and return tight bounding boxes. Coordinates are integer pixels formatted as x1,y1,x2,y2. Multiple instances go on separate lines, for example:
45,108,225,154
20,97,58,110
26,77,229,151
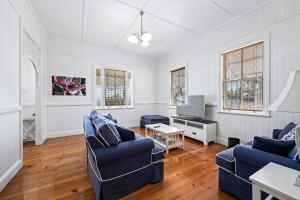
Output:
145,123,184,154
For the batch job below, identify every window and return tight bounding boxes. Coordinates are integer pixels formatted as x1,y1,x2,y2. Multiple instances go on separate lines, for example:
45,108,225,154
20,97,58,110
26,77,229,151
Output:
170,67,186,106
221,41,264,113
94,67,133,108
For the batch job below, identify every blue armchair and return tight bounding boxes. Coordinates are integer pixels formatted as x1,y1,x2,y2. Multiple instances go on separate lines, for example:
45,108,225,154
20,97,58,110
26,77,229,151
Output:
83,115,164,200
216,128,300,200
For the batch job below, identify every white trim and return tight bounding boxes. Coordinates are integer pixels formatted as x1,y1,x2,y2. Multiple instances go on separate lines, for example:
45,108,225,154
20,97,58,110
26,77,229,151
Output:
93,106,134,110
218,166,252,184
216,154,235,163
218,110,270,117
152,150,165,155
45,102,93,107
92,120,110,147
22,103,35,107
47,130,83,138
0,160,22,192
102,160,162,182
105,121,121,143
93,66,134,109
0,106,22,114
216,137,228,146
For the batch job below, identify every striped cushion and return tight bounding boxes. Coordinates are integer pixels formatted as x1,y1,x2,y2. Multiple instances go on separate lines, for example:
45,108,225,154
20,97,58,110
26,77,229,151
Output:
91,112,121,147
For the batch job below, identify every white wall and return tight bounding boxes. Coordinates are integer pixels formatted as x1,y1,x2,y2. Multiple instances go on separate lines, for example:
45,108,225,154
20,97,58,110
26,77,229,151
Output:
0,0,46,192
9,0,48,142
157,0,300,145
0,1,22,191
46,37,158,137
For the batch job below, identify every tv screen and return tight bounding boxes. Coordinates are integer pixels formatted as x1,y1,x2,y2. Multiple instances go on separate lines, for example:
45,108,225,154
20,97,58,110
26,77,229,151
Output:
176,95,205,118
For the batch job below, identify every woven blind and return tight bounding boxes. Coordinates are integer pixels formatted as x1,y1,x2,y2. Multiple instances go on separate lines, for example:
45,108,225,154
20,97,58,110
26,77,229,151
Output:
222,41,264,111
104,69,126,106
171,67,186,106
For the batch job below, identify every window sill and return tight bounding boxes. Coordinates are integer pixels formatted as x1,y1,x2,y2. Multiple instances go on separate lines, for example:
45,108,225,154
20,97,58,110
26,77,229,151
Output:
93,106,135,110
218,110,270,117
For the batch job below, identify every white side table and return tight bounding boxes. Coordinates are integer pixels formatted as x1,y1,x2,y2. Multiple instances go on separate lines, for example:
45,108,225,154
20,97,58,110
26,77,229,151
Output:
23,117,35,141
249,162,300,200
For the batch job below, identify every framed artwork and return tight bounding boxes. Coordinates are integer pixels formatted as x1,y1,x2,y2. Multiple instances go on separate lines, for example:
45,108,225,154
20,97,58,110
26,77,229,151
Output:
52,76,86,96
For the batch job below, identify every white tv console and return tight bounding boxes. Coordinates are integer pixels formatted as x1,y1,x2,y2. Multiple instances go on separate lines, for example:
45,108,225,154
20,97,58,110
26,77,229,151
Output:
171,116,217,146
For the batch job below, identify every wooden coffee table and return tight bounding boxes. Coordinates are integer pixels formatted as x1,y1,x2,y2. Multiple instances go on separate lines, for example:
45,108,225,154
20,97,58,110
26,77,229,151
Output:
145,123,184,154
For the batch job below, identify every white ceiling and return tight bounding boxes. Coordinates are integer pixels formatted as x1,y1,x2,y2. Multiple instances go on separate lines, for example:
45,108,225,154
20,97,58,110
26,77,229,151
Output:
31,0,268,58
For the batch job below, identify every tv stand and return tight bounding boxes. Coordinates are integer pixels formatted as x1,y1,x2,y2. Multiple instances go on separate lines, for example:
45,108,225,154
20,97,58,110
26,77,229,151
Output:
171,116,217,146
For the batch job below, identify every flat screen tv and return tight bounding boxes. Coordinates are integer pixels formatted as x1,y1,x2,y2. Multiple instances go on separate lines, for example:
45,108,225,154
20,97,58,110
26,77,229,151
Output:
176,95,205,118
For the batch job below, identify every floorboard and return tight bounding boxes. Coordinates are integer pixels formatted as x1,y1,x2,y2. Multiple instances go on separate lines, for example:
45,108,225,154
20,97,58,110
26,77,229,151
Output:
0,127,235,200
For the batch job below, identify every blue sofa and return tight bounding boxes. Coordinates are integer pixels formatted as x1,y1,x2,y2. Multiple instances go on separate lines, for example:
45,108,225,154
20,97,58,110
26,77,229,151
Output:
216,129,300,200
83,115,164,200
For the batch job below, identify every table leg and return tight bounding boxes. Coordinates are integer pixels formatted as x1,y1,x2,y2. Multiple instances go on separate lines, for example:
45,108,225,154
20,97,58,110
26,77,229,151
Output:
166,136,169,154
252,184,261,200
182,132,185,149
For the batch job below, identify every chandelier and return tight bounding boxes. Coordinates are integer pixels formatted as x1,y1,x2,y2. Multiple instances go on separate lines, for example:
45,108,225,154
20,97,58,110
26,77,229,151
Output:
128,10,152,47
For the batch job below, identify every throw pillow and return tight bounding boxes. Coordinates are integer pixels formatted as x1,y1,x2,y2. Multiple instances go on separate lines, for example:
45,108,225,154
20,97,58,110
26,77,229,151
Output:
115,125,135,142
91,114,121,147
104,113,114,122
281,127,296,141
252,136,295,157
278,122,297,139
90,110,99,120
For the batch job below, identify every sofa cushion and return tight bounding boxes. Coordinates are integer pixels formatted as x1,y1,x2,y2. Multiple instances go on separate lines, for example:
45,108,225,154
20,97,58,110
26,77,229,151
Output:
252,136,295,157
216,148,235,172
91,114,121,147
278,122,297,139
115,125,136,142
152,145,164,162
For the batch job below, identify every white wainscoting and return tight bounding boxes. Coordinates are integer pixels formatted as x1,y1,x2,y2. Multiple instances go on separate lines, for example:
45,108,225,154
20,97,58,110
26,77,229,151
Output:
0,0,22,191
0,111,22,191
45,103,159,138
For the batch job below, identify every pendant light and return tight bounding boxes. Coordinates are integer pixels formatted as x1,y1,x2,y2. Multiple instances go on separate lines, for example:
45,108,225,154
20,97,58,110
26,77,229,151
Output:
128,11,152,47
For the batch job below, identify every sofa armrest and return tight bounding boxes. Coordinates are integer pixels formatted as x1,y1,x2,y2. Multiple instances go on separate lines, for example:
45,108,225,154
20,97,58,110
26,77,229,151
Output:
272,129,282,139
233,144,300,171
92,138,154,165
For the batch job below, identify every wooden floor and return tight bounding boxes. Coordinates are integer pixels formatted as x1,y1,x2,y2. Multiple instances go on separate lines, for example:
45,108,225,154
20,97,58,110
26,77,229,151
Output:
0,128,235,200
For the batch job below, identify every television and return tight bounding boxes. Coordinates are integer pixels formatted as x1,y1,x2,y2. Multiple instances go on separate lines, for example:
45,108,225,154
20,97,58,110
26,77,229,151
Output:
176,95,205,118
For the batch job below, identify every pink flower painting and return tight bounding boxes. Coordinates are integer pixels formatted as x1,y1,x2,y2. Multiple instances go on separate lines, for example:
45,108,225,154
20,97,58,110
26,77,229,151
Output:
52,76,86,96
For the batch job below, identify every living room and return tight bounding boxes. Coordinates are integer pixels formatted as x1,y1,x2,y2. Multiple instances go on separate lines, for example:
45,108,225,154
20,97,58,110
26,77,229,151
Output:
0,0,300,199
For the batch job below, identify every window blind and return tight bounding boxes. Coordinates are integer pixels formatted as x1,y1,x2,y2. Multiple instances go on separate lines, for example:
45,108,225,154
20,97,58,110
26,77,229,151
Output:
104,68,126,106
222,41,264,111
171,67,186,106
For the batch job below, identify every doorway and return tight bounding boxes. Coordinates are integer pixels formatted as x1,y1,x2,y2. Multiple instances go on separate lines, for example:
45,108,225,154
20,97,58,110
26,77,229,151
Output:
21,29,42,146
22,58,38,143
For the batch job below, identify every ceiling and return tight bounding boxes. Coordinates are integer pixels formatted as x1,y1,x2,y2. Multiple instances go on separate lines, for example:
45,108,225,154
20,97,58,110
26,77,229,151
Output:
31,0,268,58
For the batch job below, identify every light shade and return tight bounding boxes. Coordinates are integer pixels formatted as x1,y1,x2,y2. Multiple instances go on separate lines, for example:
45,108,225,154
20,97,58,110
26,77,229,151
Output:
128,34,138,44
141,41,150,48
269,70,300,112
141,32,152,42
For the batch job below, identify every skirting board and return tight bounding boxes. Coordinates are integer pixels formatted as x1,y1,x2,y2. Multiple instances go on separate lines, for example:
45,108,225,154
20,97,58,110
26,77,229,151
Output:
47,130,84,139
0,159,22,192
216,137,228,146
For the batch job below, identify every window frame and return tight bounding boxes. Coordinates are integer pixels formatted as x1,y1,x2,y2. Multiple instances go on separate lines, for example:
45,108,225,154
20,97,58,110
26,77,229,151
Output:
219,39,270,117
93,66,134,110
170,66,188,108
